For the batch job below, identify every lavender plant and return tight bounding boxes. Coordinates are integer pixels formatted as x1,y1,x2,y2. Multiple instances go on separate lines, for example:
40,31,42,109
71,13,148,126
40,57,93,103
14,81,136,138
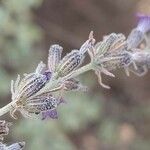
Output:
0,14,150,148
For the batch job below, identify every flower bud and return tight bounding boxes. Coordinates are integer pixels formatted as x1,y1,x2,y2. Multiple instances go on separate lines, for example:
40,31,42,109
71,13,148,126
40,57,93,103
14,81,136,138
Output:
48,44,63,72
56,50,84,77
79,31,95,54
11,62,51,101
15,73,48,100
95,33,123,54
35,61,46,74
95,33,125,55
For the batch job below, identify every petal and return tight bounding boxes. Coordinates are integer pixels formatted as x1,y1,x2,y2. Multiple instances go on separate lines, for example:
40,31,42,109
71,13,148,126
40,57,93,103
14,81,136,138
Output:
41,109,58,120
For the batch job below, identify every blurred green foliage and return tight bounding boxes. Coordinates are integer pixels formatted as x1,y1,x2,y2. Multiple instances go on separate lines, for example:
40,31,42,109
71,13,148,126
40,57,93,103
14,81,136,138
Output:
0,0,43,96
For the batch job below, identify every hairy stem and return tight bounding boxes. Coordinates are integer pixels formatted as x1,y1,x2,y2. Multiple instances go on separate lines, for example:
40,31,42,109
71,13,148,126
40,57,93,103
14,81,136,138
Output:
61,63,93,81
0,101,15,117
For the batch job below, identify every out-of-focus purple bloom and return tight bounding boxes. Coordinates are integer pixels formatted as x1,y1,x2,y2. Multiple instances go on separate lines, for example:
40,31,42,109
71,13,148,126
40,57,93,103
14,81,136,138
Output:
127,14,150,49
136,13,150,33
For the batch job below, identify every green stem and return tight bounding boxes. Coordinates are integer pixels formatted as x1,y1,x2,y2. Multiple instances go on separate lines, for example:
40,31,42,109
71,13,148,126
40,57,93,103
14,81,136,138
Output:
61,63,93,81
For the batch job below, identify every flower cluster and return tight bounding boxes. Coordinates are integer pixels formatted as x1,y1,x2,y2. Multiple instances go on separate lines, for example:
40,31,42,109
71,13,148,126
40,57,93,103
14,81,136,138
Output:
87,14,150,88
10,33,94,120
0,120,25,150
9,14,150,121
88,33,131,88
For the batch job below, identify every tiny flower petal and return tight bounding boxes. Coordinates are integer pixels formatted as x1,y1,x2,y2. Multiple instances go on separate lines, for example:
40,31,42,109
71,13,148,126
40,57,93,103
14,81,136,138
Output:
41,109,58,120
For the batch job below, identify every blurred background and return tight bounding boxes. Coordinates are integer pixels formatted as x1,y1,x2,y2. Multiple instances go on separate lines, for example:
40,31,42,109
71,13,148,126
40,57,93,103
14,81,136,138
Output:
0,0,150,149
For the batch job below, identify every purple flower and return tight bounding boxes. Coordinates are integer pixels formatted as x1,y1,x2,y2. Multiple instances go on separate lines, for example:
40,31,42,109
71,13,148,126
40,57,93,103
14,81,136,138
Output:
136,13,150,33
41,109,58,120
126,14,150,49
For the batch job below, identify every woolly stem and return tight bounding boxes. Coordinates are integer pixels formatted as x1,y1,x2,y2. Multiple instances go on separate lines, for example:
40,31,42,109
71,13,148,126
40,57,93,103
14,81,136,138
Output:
0,101,15,117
